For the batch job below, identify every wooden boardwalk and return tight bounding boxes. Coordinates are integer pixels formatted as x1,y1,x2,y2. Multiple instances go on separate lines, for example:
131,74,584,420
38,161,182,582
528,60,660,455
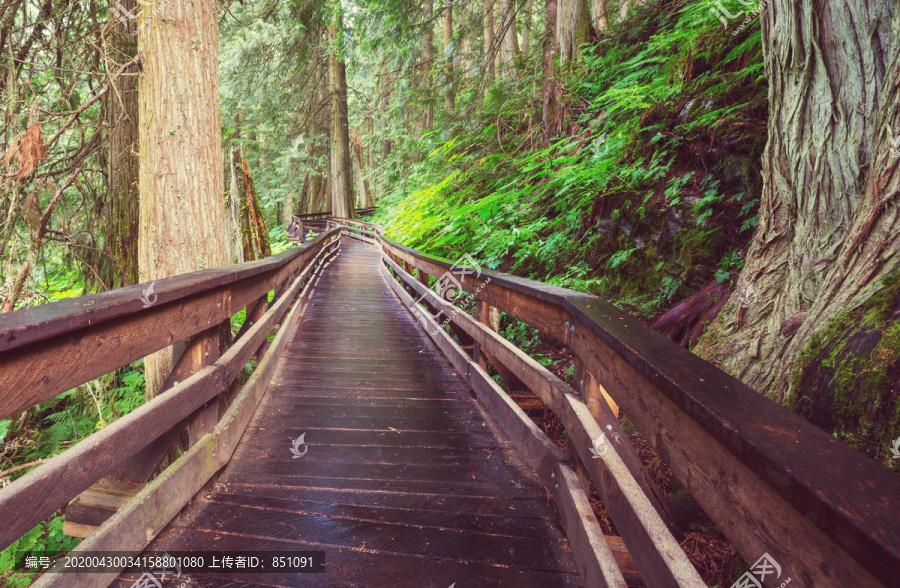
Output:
111,239,581,587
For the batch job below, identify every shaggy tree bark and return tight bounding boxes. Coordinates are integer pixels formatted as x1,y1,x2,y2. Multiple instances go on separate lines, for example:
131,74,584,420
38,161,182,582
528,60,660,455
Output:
328,10,354,219
100,0,139,290
695,0,896,398
138,0,229,398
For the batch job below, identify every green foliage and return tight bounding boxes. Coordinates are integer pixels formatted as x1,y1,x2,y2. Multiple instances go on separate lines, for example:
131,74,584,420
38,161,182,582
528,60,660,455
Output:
0,516,79,585
374,1,766,318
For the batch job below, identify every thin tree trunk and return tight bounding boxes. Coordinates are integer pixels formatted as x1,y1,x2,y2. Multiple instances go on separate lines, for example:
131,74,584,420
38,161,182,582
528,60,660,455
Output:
591,0,608,31
444,4,454,112
423,0,435,128
138,0,229,399
231,145,271,260
542,0,559,146
224,148,243,264
380,59,392,160
497,0,518,78
100,0,139,290
328,13,354,219
522,0,535,55
695,0,896,397
483,0,495,82
352,130,374,208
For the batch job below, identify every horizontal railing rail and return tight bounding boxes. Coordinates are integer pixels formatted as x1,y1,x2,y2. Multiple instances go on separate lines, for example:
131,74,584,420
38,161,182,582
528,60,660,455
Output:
0,229,341,560
329,216,900,588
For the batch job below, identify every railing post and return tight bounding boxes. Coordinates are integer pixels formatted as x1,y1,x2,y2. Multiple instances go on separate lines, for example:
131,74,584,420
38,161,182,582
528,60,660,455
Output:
472,300,526,390
183,326,224,447
575,357,618,419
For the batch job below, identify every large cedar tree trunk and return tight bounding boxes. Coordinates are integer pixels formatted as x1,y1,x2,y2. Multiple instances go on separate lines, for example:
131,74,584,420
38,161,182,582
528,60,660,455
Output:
138,0,229,398
695,2,898,413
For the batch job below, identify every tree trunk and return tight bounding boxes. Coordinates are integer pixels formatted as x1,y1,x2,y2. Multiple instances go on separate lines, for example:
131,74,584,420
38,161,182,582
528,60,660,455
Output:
282,190,295,226
483,0,495,82
591,0,608,31
619,0,630,21
542,0,559,146
224,148,243,264
100,0,139,290
229,145,271,261
328,12,354,219
695,1,896,398
423,0,435,128
138,0,229,399
557,0,589,65
380,59,392,160
497,0,519,78
352,130,374,209
444,4,455,112
522,0,535,56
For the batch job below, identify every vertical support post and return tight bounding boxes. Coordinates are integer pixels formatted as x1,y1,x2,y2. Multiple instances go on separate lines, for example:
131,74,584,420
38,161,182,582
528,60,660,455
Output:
575,356,618,418
184,326,223,447
473,300,526,390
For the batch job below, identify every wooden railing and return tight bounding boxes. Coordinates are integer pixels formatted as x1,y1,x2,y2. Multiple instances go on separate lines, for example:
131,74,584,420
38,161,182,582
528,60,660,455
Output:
0,229,340,584
329,217,900,588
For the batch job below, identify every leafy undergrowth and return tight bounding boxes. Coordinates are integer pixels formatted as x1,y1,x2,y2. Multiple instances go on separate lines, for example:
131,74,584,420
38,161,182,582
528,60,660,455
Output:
373,0,767,323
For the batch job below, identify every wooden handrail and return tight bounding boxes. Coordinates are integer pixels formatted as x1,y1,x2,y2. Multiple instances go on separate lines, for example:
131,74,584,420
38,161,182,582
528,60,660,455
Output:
0,230,338,419
0,229,341,554
329,216,900,587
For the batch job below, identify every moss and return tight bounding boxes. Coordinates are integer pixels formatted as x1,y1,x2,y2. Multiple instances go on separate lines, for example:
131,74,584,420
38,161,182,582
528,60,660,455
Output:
788,273,900,466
